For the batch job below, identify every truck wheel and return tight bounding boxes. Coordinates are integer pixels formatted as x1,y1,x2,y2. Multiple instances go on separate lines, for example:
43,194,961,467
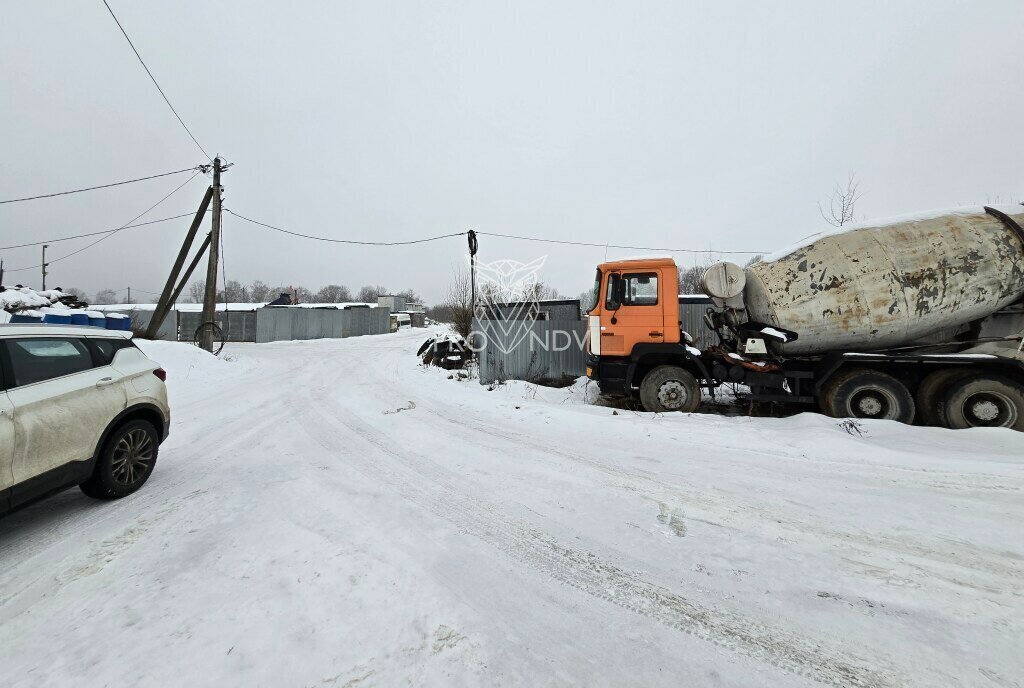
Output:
942,375,1024,431
915,368,972,427
821,369,915,424
639,365,701,413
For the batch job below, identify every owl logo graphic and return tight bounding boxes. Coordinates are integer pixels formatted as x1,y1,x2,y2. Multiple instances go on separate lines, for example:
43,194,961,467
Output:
473,256,547,354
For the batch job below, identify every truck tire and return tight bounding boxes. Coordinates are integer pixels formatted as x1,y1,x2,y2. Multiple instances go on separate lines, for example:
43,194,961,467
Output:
639,365,701,413
942,375,1024,431
821,369,915,424
915,368,972,427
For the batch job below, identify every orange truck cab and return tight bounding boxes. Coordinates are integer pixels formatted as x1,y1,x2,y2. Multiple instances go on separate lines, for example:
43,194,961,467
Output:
586,257,711,411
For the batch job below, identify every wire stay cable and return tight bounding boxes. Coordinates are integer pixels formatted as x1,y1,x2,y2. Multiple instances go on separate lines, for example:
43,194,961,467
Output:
224,209,467,246
4,170,203,273
0,211,207,250
0,166,202,205
100,0,212,161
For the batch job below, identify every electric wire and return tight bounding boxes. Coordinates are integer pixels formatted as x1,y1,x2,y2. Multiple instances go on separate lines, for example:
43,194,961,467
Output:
226,208,765,255
475,231,766,255
0,166,202,205
224,208,467,245
0,211,206,251
100,0,212,161
4,170,203,272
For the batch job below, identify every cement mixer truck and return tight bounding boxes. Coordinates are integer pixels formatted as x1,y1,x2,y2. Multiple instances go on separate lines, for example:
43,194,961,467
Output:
584,205,1024,430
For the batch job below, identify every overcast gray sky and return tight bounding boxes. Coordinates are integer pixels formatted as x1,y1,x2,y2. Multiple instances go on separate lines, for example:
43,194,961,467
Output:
3,1,1022,303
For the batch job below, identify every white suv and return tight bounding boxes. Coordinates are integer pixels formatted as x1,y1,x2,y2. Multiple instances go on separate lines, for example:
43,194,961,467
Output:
0,325,169,515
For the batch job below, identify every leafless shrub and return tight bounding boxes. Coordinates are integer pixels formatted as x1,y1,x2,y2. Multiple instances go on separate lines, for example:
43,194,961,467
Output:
819,173,864,228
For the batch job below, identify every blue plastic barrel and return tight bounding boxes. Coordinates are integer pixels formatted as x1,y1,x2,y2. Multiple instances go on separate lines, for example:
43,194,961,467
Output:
87,312,107,327
42,312,72,325
10,313,43,324
119,317,132,331
105,314,129,330
69,312,90,326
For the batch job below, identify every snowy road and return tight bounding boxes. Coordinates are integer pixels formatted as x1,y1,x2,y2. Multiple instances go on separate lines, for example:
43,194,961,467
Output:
1,330,1021,687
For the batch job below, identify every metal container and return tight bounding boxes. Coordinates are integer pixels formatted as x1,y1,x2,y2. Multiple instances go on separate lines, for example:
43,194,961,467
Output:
743,206,1024,355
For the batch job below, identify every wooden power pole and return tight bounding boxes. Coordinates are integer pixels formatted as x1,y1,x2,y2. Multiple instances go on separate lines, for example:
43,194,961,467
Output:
41,244,48,290
146,186,214,339
199,158,223,351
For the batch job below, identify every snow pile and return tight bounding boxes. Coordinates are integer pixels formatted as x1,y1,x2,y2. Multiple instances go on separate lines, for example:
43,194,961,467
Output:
0,286,66,312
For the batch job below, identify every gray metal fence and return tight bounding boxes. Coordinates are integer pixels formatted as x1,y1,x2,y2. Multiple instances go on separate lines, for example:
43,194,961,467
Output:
255,307,391,343
120,309,177,341
473,318,588,385
178,310,257,342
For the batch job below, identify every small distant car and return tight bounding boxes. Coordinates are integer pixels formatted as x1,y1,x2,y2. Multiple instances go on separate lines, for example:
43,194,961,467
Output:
0,325,170,515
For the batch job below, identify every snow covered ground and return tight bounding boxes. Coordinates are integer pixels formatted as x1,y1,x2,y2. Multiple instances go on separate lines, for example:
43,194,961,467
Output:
0,329,1021,687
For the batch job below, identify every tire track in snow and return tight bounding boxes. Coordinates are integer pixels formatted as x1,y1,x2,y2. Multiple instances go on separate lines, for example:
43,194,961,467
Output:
295,400,900,688
418,403,1024,590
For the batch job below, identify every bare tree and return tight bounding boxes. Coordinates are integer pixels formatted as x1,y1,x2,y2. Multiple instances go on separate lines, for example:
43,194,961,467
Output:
521,281,562,301
248,280,272,302
218,279,246,302
93,288,117,305
356,285,388,303
292,286,314,303
58,287,88,302
578,289,596,312
743,254,764,267
188,280,205,303
316,284,353,303
441,269,473,338
677,262,713,294
819,173,863,227
396,288,421,305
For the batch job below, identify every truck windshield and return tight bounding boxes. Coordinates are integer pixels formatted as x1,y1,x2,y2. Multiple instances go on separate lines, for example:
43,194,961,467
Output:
586,269,601,313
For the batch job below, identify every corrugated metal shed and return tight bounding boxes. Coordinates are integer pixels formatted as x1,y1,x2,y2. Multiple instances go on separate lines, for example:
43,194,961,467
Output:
679,295,716,349
481,299,581,322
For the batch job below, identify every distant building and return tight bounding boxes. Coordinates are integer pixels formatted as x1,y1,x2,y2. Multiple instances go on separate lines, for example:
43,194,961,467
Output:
377,294,407,312
266,291,294,306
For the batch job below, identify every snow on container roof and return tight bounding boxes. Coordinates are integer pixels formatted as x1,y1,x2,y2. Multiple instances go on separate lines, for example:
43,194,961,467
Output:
264,302,378,309
91,302,268,313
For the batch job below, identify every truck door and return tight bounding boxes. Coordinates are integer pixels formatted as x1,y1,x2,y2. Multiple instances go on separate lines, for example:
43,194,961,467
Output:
601,271,663,356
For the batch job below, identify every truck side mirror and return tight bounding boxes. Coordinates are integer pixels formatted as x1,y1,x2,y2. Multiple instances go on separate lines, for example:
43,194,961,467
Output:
606,274,622,311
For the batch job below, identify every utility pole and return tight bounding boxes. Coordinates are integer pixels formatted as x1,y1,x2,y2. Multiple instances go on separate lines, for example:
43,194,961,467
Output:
200,157,223,351
126,286,131,304
41,244,48,290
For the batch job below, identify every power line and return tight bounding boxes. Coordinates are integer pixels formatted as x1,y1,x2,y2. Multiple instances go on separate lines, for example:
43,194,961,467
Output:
4,170,203,272
226,207,765,254
0,211,206,251
100,0,212,161
0,166,202,205
224,208,467,246
475,231,766,255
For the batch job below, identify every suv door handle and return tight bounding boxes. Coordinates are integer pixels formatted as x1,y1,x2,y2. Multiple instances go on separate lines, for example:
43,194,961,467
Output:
96,377,116,387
